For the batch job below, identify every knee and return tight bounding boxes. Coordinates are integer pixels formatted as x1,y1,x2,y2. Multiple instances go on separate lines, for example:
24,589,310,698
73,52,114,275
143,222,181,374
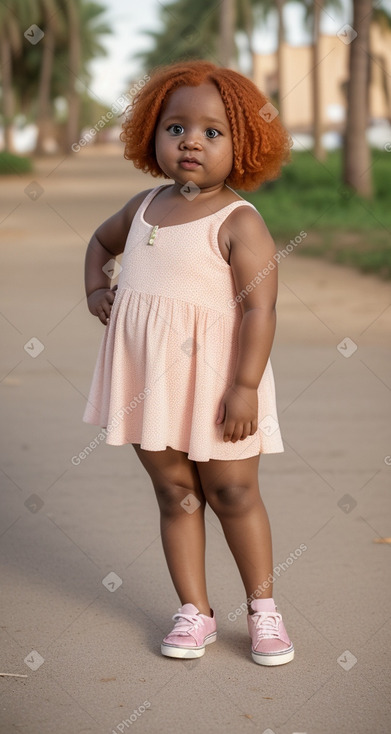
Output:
206,483,255,517
154,481,204,517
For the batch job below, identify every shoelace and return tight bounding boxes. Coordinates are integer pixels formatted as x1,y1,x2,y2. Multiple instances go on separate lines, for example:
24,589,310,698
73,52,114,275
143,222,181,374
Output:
169,611,201,637
251,611,282,641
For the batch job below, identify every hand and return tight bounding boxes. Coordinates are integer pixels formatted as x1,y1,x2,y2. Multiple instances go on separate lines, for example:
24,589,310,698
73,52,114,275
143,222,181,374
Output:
216,384,258,442
87,286,117,325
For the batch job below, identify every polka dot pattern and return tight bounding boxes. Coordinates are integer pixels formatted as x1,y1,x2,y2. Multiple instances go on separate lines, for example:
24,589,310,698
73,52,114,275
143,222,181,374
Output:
83,186,284,461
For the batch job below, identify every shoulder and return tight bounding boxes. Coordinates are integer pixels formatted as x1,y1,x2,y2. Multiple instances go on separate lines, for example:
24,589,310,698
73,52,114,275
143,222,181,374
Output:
222,203,275,252
94,187,157,256
121,187,157,227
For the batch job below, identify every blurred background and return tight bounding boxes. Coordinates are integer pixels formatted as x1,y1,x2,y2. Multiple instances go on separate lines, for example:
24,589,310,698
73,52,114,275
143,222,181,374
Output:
1,7,390,732
1,0,391,273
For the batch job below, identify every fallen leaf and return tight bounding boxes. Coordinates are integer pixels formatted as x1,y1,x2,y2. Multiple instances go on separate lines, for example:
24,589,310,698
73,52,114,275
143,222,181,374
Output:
100,677,116,682
373,538,391,544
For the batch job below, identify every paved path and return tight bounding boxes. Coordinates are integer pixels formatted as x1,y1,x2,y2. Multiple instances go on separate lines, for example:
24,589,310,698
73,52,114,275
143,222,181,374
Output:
1,145,390,734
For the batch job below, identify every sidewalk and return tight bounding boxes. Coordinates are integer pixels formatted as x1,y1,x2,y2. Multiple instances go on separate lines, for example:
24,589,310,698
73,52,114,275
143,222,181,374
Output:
1,145,390,734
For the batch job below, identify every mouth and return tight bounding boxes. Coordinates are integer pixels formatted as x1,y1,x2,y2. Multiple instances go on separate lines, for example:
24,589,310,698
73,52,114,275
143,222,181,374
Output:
179,157,202,169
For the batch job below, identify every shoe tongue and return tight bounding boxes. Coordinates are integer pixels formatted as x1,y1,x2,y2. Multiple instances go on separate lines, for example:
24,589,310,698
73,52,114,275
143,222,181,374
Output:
250,598,277,613
179,603,200,615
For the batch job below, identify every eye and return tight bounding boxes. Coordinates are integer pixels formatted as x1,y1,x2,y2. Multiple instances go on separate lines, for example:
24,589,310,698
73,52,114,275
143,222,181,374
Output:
167,124,184,136
205,128,220,139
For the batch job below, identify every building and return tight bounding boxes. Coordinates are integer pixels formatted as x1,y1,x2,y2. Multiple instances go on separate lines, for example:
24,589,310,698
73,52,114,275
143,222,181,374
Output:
253,23,391,133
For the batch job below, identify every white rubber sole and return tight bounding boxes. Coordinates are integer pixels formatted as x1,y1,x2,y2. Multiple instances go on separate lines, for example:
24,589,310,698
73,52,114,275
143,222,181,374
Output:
161,632,217,659
251,645,294,666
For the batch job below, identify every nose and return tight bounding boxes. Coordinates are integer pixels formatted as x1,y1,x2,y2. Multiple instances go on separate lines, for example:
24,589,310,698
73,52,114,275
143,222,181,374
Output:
179,135,202,151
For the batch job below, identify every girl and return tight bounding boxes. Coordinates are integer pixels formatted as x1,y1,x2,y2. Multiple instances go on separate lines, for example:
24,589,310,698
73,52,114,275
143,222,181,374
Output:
83,60,294,666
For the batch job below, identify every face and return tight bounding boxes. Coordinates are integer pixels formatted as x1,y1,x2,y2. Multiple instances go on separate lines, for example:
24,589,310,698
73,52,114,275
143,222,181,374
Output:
154,82,234,191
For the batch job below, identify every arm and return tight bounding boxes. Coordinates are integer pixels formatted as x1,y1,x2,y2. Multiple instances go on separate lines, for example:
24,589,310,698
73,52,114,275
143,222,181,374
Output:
85,188,153,324
216,206,278,443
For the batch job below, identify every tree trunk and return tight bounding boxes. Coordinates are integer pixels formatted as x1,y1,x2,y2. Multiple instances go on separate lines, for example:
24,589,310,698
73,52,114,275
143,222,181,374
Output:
219,0,236,68
241,0,254,79
0,33,15,152
343,0,373,197
35,20,55,155
66,0,81,152
275,0,285,123
312,0,326,160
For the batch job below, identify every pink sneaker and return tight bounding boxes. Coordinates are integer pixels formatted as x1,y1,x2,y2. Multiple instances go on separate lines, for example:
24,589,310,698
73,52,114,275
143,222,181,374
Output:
161,603,217,658
247,598,294,666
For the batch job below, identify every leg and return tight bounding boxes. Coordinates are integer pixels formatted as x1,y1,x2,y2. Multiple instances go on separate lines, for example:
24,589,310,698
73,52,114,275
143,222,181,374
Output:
132,444,212,616
195,454,273,604
196,454,294,666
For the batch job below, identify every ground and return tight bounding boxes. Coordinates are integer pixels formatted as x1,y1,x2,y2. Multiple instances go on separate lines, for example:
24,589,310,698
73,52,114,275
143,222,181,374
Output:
1,145,390,734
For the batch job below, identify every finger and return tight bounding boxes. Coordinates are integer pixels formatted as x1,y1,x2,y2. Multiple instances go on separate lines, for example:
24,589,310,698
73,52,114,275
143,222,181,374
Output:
250,420,258,435
101,301,112,319
216,401,225,424
105,291,116,305
240,422,252,440
98,306,109,324
223,419,235,442
231,423,245,443
225,421,241,443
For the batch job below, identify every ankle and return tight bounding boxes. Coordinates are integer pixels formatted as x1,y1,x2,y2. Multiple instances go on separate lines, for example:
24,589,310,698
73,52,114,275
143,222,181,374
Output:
247,594,274,614
198,606,213,617
192,603,212,617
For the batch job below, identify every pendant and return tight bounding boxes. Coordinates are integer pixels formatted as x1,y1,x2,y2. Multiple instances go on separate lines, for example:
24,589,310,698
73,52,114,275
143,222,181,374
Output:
148,225,159,245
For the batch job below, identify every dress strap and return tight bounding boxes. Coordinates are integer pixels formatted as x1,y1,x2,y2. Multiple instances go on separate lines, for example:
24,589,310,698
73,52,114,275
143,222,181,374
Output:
222,199,257,215
209,199,258,235
139,186,256,220
208,199,259,263
138,185,168,217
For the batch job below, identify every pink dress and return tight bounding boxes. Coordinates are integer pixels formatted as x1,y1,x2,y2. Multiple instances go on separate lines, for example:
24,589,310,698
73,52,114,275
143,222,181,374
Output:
83,185,284,462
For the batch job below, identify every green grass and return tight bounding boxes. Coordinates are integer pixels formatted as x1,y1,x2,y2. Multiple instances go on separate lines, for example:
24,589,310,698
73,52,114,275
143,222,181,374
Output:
242,150,391,278
0,151,33,175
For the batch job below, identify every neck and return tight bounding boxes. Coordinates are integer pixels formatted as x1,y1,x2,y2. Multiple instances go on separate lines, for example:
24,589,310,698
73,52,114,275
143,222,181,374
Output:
172,181,228,198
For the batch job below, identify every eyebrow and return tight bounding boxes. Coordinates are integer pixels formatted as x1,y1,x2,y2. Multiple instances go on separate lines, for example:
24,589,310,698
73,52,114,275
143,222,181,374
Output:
161,114,229,128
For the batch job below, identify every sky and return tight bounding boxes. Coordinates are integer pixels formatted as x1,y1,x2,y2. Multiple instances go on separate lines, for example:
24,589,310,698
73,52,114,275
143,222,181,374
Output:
87,0,385,107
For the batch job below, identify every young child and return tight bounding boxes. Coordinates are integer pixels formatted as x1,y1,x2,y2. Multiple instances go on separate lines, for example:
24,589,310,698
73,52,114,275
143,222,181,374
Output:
83,60,294,666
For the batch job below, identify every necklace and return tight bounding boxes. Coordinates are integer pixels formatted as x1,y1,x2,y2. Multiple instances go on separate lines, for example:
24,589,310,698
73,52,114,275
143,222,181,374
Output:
147,225,159,245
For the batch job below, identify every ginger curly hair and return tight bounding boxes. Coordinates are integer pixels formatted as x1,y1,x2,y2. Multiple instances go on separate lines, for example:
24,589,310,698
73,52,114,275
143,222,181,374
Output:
120,60,292,191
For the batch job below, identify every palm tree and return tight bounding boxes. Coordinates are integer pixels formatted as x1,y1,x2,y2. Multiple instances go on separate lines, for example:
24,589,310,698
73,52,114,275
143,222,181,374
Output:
137,0,287,75
312,0,325,160
135,0,271,73
0,0,38,151
219,0,237,67
275,0,286,118
370,5,391,122
62,0,82,151
301,0,341,160
134,0,220,71
342,0,373,197
66,0,111,149
1,0,110,153
37,0,110,152
250,0,287,120
237,0,256,77
36,0,62,154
